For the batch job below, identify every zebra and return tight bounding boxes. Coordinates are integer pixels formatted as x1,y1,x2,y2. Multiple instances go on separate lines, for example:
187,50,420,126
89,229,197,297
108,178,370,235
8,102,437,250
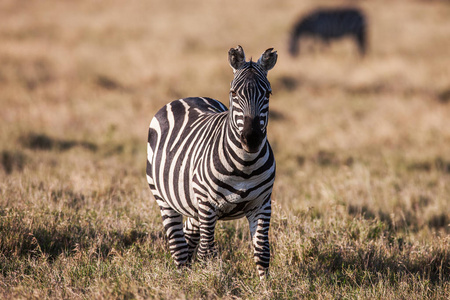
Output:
289,7,367,56
146,46,277,280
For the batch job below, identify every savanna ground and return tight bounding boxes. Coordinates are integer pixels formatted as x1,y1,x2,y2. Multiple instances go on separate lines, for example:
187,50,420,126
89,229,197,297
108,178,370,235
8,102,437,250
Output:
0,0,449,298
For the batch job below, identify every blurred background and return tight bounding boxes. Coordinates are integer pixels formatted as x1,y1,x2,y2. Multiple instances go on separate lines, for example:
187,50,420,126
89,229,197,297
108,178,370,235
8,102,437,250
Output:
1,0,450,243
0,0,449,297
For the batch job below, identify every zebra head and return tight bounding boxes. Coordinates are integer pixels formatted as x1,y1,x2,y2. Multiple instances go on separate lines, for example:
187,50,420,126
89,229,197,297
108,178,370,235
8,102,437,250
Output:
228,46,277,153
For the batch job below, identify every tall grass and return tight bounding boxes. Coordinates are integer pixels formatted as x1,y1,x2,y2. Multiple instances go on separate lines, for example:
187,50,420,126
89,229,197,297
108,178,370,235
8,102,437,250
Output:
1,0,449,298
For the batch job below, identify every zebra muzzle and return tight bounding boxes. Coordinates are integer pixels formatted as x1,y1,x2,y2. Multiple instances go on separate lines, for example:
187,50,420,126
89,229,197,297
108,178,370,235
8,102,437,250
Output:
241,116,264,153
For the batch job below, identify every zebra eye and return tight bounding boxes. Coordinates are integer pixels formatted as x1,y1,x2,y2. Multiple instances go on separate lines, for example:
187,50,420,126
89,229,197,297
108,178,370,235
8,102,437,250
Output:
265,91,272,98
231,91,237,98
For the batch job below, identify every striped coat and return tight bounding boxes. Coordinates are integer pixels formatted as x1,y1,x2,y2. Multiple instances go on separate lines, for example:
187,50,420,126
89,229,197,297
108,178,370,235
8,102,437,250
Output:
146,46,277,279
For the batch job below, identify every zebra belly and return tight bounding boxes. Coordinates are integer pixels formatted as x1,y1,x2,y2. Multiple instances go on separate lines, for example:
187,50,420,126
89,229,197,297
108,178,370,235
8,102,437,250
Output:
214,196,266,220
207,172,275,219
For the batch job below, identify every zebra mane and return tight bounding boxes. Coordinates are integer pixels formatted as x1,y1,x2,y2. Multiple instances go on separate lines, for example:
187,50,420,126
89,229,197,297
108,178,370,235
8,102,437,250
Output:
241,59,263,73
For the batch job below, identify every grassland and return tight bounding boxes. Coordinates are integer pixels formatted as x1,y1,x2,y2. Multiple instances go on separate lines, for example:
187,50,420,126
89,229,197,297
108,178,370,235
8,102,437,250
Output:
0,0,449,298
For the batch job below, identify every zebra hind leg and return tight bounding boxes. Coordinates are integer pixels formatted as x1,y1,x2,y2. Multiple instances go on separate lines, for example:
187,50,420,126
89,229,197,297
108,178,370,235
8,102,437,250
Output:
184,217,200,263
157,200,190,267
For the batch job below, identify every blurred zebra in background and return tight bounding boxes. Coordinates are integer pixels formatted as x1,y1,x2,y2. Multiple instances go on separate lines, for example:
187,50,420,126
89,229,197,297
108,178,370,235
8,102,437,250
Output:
289,8,367,56
146,46,277,280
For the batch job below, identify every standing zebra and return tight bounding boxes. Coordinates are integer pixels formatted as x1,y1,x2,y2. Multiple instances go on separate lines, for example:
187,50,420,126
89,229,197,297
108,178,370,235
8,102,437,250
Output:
289,8,367,56
146,46,277,280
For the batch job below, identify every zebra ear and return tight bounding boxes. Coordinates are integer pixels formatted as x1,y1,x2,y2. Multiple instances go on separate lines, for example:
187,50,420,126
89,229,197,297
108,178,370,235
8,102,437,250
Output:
228,45,246,73
257,48,277,72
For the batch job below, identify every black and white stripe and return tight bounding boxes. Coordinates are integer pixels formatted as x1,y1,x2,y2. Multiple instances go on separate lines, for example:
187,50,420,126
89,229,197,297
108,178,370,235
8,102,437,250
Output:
146,46,277,280
289,7,367,56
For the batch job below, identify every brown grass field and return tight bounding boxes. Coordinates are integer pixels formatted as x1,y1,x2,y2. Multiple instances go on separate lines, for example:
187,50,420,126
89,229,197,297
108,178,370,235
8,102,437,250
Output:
0,0,449,298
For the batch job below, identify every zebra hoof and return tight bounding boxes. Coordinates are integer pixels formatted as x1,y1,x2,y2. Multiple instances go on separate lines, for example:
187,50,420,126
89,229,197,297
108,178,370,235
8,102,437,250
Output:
197,249,218,263
176,261,192,270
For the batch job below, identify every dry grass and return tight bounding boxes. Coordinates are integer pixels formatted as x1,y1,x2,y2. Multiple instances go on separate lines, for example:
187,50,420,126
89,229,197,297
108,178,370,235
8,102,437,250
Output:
0,0,449,298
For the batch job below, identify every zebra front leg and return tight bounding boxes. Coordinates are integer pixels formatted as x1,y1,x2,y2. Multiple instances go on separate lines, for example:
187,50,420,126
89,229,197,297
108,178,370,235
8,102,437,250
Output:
197,200,218,261
157,200,189,267
184,217,200,262
247,197,271,280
